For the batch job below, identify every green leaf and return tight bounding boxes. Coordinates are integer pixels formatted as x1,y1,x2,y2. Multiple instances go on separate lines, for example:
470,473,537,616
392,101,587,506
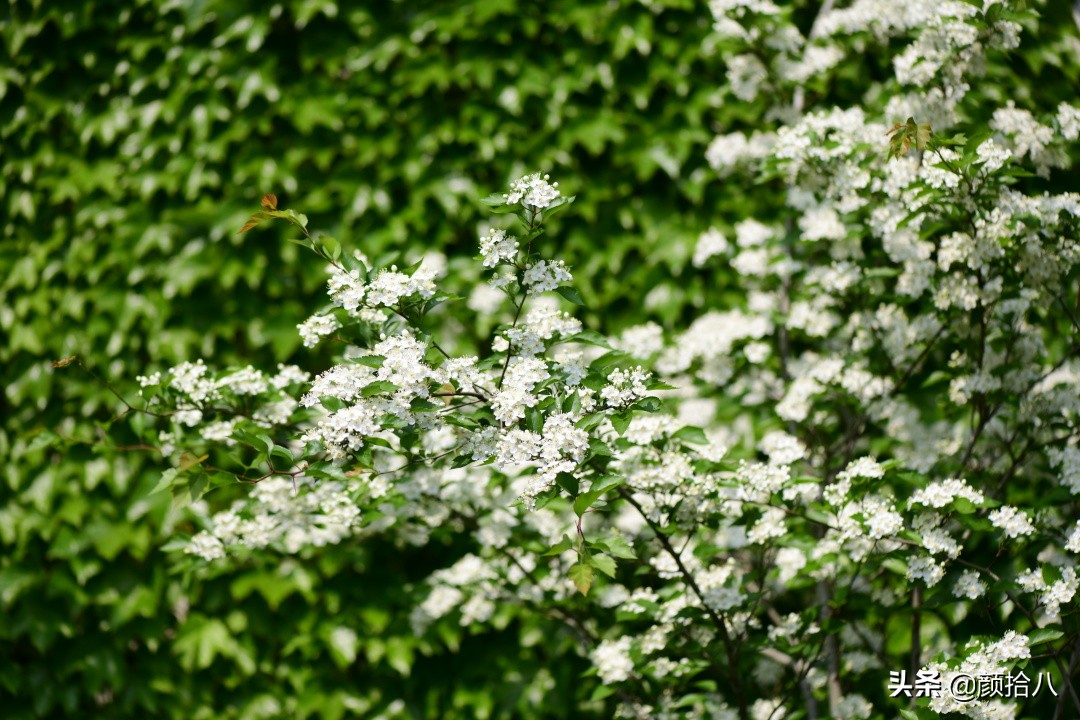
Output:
569,562,594,596
886,117,934,159
325,626,359,669
526,406,544,434
635,396,662,413
588,553,617,578
555,285,585,305
355,355,386,369
1028,628,1064,646
539,194,576,220
269,445,293,465
595,534,636,560
953,497,977,514
899,709,938,720
233,428,275,458
480,193,517,213
148,468,179,497
569,330,613,349
320,397,346,412
361,381,399,397
863,267,900,279
674,426,708,445
319,235,342,262
573,476,623,517
586,438,613,459
544,534,575,557
610,410,632,435
555,472,580,496
410,398,443,412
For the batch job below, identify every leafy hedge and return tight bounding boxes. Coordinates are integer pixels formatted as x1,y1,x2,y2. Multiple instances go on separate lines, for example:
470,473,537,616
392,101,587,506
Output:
3,0,1079,718
1,0,722,717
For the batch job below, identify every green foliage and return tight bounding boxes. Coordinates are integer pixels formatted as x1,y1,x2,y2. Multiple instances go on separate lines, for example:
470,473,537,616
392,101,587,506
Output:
0,0,720,716
886,117,934,159
4,0,1080,717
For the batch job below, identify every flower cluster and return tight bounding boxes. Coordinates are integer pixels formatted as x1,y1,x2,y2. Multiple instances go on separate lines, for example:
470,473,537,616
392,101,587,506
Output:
137,5,1080,716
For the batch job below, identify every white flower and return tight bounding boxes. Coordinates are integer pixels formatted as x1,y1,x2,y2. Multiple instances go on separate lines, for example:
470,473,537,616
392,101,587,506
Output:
907,556,945,587
298,314,340,348
137,371,161,387
467,283,505,314
185,531,225,561
615,322,665,358
271,364,310,389
521,259,573,294
491,357,550,425
365,266,437,307
601,366,650,407
726,53,768,102
735,218,774,248
834,694,872,720
1043,567,1079,617
706,131,774,174
748,507,787,544
169,360,217,403
555,350,588,387
799,205,846,241
504,172,561,209
217,365,268,395
920,526,961,558
989,505,1035,539
837,457,885,482
592,637,634,684
909,478,985,509
421,585,464,621
479,228,518,267
953,570,986,600
326,267,366,312
751,698,786,720
975,137,1012,173
774,547,806,584
201,418,238,444
863,501,903,540
1065,522,1080,553
694,227,729,266
758,431,806,466
1057,102,1080,141
1049,445,1080,494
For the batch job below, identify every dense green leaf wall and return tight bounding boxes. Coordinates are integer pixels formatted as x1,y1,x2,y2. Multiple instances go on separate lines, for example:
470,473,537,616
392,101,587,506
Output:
0,0,722,716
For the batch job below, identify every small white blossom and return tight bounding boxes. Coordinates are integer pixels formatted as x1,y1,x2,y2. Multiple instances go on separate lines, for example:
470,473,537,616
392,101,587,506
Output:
298,314,340,347
185,531,225,561
989,505,1035,539
1065,522,1080,553
907,556,945,587
909,478,985,509
522,260,573,294
591,637,634,684
694,227,730,266
504,172,561,209
1057,102,1080,141
479,228,518,267
601,367,651,408
953,570,986,600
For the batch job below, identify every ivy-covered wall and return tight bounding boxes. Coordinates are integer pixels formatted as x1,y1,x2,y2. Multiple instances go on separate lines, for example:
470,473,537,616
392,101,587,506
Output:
1,1,723,717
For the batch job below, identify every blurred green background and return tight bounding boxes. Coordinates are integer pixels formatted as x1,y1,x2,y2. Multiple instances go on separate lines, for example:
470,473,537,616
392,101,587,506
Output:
1,1,723,717
4,0,1079,717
